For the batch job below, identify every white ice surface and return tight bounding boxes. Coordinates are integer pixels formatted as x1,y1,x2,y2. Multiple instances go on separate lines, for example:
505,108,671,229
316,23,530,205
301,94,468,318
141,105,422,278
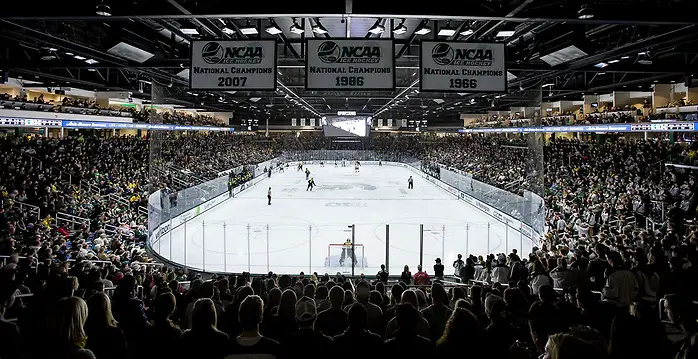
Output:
154,165,533,276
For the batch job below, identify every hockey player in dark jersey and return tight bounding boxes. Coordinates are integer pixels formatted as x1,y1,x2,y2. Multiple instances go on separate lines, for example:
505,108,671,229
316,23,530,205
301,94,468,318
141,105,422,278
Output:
306,177,316,191
305,168,311,180
297,162,303,171
408,176,414,189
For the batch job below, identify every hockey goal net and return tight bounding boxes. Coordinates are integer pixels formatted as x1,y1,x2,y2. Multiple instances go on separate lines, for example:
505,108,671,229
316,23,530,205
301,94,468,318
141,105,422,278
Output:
325,243,366,269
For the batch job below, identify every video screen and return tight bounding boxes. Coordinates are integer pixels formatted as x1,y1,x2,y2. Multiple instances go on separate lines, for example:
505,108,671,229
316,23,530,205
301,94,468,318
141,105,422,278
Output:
321,116,371,137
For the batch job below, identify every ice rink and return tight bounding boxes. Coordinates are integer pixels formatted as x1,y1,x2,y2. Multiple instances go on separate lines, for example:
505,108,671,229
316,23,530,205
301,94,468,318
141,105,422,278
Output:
154,164,533,276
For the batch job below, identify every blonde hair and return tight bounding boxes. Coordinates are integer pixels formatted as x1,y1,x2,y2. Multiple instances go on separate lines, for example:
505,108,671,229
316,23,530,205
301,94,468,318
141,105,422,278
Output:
58,297,89,343
87,292,118,329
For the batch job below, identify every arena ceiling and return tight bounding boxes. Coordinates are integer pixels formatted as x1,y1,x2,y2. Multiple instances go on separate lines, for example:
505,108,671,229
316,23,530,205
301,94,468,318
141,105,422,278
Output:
1,0,698,125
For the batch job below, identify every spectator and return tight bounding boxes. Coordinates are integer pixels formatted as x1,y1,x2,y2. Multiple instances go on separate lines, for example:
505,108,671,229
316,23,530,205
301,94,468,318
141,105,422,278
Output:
84,292,128,359
111,275,148,354
54,297,96,359
314,286,348,337
550,257,575,290
383,303,433,356
0,275,20,359
283,296,332,356
180,298,229,359
413,264,430,285
143,292,182,359
602,251,639,309
492,254,510,284
433,258,444,280
265,289,297,343
665,293,698,359
333,303,382,358
435,308,483,356
420,283,452,342
400,265,412,285
530,260,553,295
385,290,430,339
544,333,609,359
355,281,383,335
376,264,389,283
224,295,280,359
453,254,465,281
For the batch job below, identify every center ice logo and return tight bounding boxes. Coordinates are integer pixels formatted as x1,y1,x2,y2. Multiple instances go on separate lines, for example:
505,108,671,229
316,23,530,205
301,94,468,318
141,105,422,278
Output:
315,183,377,191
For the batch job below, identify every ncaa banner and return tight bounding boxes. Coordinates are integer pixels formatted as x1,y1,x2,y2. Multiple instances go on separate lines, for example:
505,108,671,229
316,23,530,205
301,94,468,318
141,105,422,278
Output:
300,118,306,126
291,118,297,126
305,39,395,90
190,40,277,90
420,41,506,93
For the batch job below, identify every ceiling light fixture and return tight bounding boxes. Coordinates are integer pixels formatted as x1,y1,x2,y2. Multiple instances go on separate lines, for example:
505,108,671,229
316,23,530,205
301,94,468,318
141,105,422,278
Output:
180,28,199,35
95,1,111,16
438,22,456,36
85,59,99,65
393,20,407,35
312,21,328,34
594,62,608,68
415,23,432,35
222,27,235,35
41,50,56,61
460,28,474,36
290,19,304,34
496,30,515,38
578,4,594,19
265,24,283,35
240,21,258,35
368,22,385,35
637,51,653,65
608,59,620,64
74,55,87,60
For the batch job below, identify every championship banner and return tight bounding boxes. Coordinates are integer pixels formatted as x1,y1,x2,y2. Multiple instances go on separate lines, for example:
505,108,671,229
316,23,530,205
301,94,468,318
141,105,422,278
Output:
300,118,306,126
401,119,407,127
291,118,297,126
310,118,316,127
305,39,395,90
420,41,506,93
387,119,393,127
378,118,384,127
190,40,277,90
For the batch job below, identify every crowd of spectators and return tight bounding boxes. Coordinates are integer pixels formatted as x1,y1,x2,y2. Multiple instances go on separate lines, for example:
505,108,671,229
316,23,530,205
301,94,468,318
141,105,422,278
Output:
0,93,227,127
1,237,697,359
1,129,698,359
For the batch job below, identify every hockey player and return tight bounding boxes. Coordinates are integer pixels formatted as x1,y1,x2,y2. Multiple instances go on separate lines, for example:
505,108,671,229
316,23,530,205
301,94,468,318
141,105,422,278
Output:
227,176,234,197
408,176,414,189
268,168,272,178
297,162,303,171
354,161,360,173
305,168,311,180
379,160,382,166
267,187,272,205
342,160,346,167
320,161,324,167
334,161,338,167
306,177,315,191
339,238,357,266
